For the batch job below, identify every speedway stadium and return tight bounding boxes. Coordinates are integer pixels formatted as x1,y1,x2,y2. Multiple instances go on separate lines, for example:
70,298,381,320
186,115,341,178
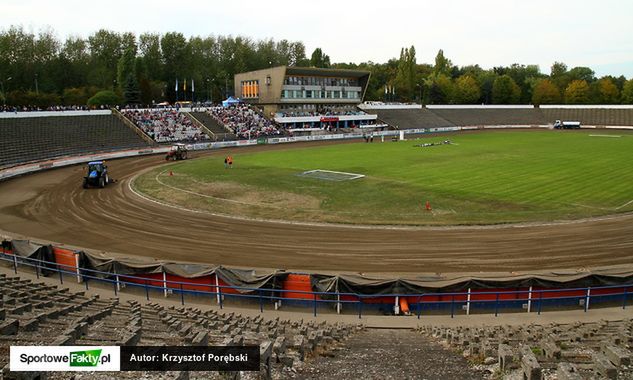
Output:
2,66,633,378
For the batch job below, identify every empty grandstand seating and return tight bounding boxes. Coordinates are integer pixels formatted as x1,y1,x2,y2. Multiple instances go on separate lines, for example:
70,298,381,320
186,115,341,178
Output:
208,105,281,139
366,108,454,129
122,109,211,143
0,115,152,169
189,112,237,141
541,108,633,126
429,108,547,126
0,273,361,379
420,319,633,379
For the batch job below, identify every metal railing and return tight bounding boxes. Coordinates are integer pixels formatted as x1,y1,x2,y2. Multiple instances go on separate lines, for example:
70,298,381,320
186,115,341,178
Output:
1,251,631,319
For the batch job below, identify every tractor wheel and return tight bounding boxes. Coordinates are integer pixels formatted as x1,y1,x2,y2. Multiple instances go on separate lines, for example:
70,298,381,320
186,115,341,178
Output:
99,177,105,188
165,155,170,161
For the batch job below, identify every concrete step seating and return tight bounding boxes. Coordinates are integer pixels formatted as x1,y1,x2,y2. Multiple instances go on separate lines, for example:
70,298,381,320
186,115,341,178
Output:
0,114,151,168
418,318,633,379
0,274,362,379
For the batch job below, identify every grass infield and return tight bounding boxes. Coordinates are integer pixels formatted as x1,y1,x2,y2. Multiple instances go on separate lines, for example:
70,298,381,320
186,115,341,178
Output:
134,130,633,225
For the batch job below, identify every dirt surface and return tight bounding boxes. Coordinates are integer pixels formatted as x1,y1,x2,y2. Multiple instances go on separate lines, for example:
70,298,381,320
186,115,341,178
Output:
1,141,633,274
293,329,484,379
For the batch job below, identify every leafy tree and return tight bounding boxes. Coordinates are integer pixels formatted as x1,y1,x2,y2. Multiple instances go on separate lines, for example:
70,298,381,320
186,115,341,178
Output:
62,86,98,105
622,79,633,104
433,49,452,77
310,48,330,68
395,46,417,101
550,61,569,90
427,74,453,104
595,77,620,104
88,29,126,88
453,75,480,104
139,33,162,81
531,79,561,105
567,67,595,83
87,90,121,107
564,80,590,104
492,75,521,104
477,70,497,104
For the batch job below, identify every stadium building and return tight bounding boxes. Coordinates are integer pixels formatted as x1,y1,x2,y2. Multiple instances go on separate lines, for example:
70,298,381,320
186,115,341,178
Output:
234,66,379,130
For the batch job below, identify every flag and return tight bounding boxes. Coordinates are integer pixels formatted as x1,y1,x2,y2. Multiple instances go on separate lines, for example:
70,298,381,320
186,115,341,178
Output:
175,79,178,92
191,79,195,92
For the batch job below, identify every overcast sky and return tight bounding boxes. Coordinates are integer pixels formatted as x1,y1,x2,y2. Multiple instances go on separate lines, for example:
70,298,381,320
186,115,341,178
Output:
4,0,633,78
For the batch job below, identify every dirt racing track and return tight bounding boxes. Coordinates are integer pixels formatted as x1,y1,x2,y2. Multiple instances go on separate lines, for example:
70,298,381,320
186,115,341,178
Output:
1,141,633,275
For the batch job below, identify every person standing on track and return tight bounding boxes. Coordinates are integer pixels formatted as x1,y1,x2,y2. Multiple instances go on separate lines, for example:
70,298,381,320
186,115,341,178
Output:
225,155,233,169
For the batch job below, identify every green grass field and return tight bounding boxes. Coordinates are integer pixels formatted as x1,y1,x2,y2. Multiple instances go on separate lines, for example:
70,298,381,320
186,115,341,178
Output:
134,130,633,225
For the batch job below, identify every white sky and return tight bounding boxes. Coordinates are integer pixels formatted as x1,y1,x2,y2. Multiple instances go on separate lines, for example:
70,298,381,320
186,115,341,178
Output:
4,0,633,78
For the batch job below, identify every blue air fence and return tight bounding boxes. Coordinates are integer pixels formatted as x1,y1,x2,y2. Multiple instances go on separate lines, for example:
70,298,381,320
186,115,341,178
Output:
1,252,632,319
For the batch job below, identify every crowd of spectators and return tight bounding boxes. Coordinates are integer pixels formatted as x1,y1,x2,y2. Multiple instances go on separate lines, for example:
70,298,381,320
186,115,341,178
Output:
208,104,280,139
122,109,209,143
276,106,367,118
0,105,93,113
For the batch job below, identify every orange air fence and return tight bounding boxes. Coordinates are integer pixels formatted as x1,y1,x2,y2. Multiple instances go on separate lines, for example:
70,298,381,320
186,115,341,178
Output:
53,247,77,273
399,297,410,314
283,274,319,300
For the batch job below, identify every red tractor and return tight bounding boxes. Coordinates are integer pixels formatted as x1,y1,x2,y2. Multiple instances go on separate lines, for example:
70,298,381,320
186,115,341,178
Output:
165,143,189,161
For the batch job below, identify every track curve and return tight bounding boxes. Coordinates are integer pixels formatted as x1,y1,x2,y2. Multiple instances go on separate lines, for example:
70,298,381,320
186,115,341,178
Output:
1,141,633,274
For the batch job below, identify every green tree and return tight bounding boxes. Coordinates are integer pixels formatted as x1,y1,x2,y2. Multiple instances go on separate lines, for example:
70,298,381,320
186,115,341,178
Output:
550,61,569,91
622,79,633,104
595,77,620,104
531,79,561,105
161,32,190,101
567,66,595,83
123,73,141,104
87,90,121,107
492,75,521,104
395,46,417,101
310,48,330,68
427,74,453,104
88,29,127,88
453,75,480,104
564,80,590,104
139,33,163,81
433,49,452,77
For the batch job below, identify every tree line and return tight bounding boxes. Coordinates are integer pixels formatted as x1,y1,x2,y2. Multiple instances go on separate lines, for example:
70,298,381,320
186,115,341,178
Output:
1,26,632,107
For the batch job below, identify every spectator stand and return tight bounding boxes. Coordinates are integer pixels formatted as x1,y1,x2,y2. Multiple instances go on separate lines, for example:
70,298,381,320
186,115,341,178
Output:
121,108,211,144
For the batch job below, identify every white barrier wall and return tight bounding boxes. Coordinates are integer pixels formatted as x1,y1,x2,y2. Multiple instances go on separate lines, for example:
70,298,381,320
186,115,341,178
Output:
0,110,112,118
0,147,170,181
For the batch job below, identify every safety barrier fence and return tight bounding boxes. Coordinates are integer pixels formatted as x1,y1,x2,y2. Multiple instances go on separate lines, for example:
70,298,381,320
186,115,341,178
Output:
1,251,632,319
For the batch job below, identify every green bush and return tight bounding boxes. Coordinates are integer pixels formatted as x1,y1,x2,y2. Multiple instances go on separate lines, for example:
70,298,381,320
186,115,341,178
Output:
87,90,121,107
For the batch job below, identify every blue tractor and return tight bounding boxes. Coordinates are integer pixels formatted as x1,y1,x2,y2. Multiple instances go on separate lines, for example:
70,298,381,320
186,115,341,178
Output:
83,161,110,189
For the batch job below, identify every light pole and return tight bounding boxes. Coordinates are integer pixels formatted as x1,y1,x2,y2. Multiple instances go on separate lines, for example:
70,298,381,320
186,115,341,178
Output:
416,83,423,105
1,77,12,107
